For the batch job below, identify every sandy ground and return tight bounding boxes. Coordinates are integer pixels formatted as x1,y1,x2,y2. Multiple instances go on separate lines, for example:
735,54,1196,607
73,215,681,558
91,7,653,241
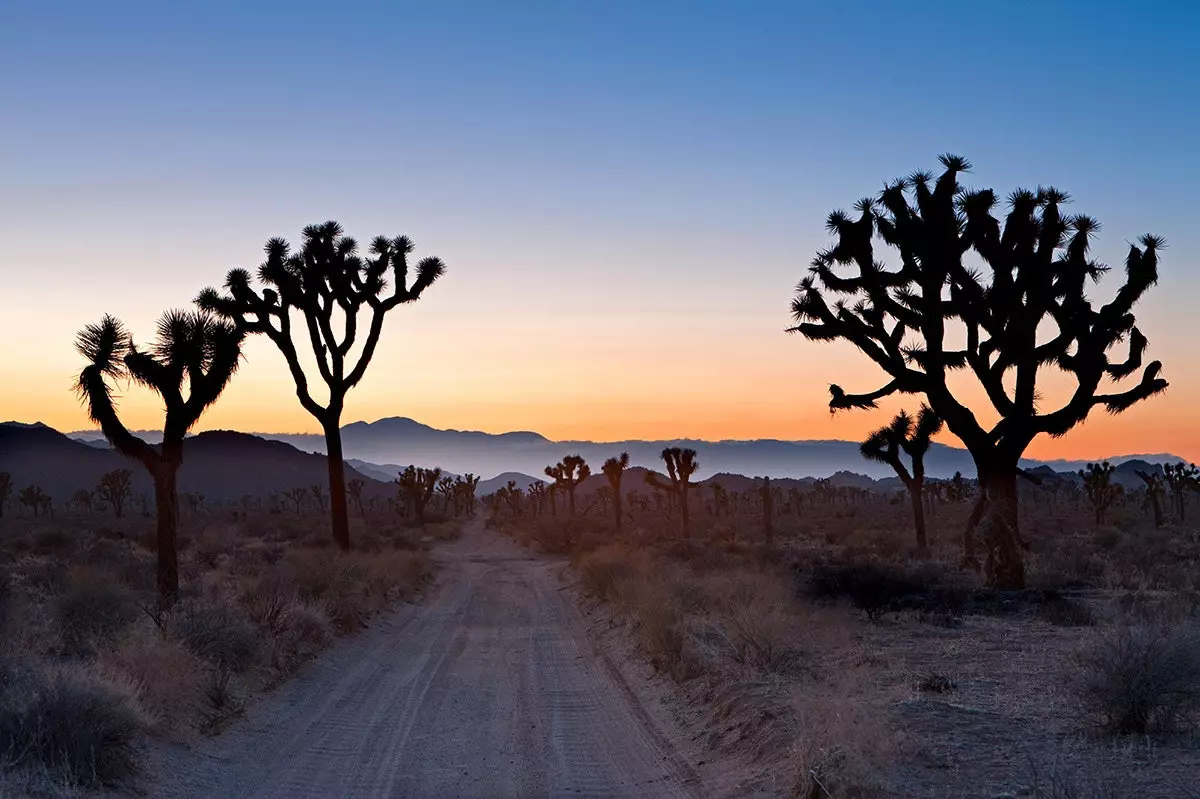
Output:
148,520,715,798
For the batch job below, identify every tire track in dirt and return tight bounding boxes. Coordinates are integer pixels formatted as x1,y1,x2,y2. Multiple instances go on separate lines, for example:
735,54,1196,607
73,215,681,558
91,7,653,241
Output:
150,521,706,798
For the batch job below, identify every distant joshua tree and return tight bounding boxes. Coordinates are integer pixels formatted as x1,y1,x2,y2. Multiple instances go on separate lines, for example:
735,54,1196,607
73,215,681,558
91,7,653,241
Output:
1135,469,1166,528
347,478,366,516
285,486,307,514
790,155,1168,588
75,312,241,607
859,406,943,550
398,466,441,524
1163,462,1199,521
0,471,13,518
198,222,445,551
601,453,630,534
1080,462,1119,526
73,488,95,515
96,468,133,518
455,474,481,516
646,448,699,538
436,475,455,513
545,455,590,516
19,485,50,517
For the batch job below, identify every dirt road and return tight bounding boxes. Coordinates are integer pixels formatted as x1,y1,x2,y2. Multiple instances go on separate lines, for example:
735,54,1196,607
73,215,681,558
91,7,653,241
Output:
152,520,706,798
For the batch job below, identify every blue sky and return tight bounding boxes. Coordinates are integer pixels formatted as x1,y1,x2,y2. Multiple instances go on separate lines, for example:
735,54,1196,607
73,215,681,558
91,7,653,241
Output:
2,1,1199,457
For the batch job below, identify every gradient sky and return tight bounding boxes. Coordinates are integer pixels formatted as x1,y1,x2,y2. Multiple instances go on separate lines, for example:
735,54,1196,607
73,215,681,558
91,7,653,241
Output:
2,1,1199,460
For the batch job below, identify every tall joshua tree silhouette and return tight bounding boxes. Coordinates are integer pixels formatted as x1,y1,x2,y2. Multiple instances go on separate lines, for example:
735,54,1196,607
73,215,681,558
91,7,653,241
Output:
601,453,630,534
76,312,241,607
545,455,590,516
860,406,943,550
790,155,1168,589
646,447,699,538
198,222,445,550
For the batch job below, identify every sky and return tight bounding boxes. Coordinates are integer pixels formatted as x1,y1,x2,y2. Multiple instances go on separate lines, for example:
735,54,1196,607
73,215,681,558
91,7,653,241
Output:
2,1,1199,460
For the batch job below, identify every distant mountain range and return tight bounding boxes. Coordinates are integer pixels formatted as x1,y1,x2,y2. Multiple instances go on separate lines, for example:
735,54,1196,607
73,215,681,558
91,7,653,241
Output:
65,416,1190,482
0,418,1180,504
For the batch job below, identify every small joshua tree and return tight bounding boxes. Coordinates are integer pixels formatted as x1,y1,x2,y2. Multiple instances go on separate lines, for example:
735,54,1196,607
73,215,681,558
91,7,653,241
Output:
73,488,95,515
436,475,455,513
398,466,441,524
601,453,630,534
455,474,480,516
19,485,50,517
0,472,11,518
76,312,241,607
859,406,943,550
285,486,307,514
198,221,446,550
1163,462,1199,521
760,476,774,546
1136,469,1166,528
96,468,133,518
545,455,590,516
646,447,699,538
1080,462,1119,526
791,156,1168,588
347,478,366,516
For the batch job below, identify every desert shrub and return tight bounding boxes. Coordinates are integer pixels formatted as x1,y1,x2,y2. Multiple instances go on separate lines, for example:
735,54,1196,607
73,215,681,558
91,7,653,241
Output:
101,629,204,736
807,560,947,620
718,607,802,675
170,600,258,674
1035,596,1095,627
578,545,633,602
271,601,333,674
32,527,76,557
22,558,68,594
241,568,295,634
56,566,139,655
1072,620,1200,734
0,661,143,787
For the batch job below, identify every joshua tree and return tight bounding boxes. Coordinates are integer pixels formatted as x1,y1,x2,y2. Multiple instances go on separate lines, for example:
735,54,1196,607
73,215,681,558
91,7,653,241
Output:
0,472,11,518
859,406,943,550
1080,462,1119,526
760,476,774,546
19,485,50,517
790,156,1168,588
73,488,95,515
347,478,366,516
455,474,480,516
198,222,445,550
545,455,590,516
601,452,630,534
309,484,326,512
1135,469,1166,528
436,475,455,513
1163,462,1199,521
646,447,699,538
96,468,133,518
76,312,241,607
285,486,307,514
398,466,441,524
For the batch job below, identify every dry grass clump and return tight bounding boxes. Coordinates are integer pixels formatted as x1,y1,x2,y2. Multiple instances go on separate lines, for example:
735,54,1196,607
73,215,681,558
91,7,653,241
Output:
1072,618,1200,735
789,693,899,799
0,659,145,787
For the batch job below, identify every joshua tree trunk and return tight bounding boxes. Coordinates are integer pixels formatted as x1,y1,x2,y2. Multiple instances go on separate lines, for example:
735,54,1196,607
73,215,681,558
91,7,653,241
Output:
153,457,181,610
762,477,774,546
909,477,927,551
568,488,576,516
613,490,623,535
962,492,985,572
978,465,1025,590
323,418,350,551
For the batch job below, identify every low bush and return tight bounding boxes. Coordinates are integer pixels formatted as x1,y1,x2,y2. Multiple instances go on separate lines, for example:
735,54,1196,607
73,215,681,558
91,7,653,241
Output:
578,545,633,602
170,600,258,675
0,660,143,787
57,566,139,655
1072,619,1200,734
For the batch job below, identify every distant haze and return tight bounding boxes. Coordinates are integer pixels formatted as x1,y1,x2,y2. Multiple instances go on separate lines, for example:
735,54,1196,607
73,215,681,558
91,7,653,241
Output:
65,417,1189,483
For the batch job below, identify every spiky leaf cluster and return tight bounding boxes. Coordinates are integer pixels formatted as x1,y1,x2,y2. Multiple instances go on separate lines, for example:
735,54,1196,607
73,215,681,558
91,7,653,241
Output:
789,155,1167,454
